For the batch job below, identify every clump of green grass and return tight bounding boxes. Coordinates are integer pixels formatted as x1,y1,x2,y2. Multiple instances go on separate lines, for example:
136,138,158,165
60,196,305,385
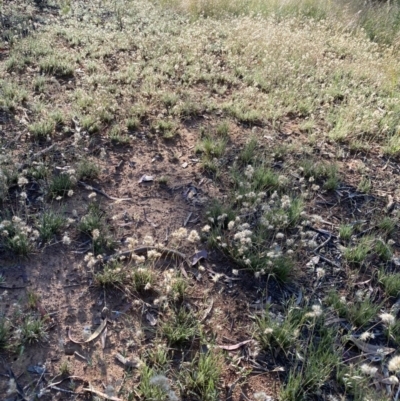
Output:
256,303,305,355
374,239,392,261
81,115,100,133
152,120,177,139
132,267,155,293
109,125,130,144
325,290,380,328
95,261,126,288
77,160,100,181
300,159,340,189
39,56,74,77
238,137,258,165
169,277,188,302
33,76,46,93
28,120,55,140
378,216,397,237
179,351,221,401
126,117,140,131
279,327,341,401
49,173,74,198
357,176,372,193
216,121,229,138
343,236,372,266
59,360,71,376
38,210,65,243
0,217,35,257
0,317,10,350
138,366,171,400
195,134,227,158
339,224,353,241
78,203,112,253
379,270,400,298
161,307,198,345
21,316,48,344
78,203,104,235
161,92,179,109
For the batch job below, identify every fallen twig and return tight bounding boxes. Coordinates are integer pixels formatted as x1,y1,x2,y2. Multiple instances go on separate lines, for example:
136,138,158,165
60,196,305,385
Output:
103,246,187,263
115,353,138,368
313,235,333,253
0,284,28,289
200,298,214,322
51,386,80,395
31,144,57,161
74,351,88,361
217,339,252,350
143,208,159,227
348,336,395,359
184,212,192,227
84,385,122,401
67,319,107,344
78,181,132,202
313,252,341,268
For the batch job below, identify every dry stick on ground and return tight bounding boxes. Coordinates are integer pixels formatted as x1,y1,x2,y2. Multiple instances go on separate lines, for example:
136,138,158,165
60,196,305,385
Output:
78,181,132,202
31,143,57,161
313,235,333,253
83,386,122,401
102,246,189,278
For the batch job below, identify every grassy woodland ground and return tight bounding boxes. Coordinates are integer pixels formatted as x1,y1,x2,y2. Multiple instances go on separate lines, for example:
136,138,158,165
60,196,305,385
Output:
1,0,400,400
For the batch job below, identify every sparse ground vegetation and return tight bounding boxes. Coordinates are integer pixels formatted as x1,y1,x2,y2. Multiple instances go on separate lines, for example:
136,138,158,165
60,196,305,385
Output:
1,0,400,399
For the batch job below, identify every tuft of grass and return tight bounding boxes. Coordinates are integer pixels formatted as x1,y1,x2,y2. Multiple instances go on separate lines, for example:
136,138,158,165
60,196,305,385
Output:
170,277,188,302
38,210,65,243
339,224,353,241
357,176,372,193
152,120,177,139
126,117,140,131
59,361,71,376
252,165,280,192
162,92,179,109
378,217,397,237
21,316,48,344
33,76,46,93
49,174,74,198
374,239,393,261
343,236,372,266
326,291,380,329
279,328,340,401
27,291,40,310
78,203,104,235
179,351,221,401
379,270,400,298
138,365,169,400
95,262,125,288
256,302,305,355
270,256,295,284
0,317,10,350
144,345,170,370
77,160,100,181
132,267,155,293
39,56,74,77
109,126,130,144
6,235,32,257
28,120,55,140
196,135,227,158
216,121,229,138
81,115,100,133
161,307,198,345
238,137,258,165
